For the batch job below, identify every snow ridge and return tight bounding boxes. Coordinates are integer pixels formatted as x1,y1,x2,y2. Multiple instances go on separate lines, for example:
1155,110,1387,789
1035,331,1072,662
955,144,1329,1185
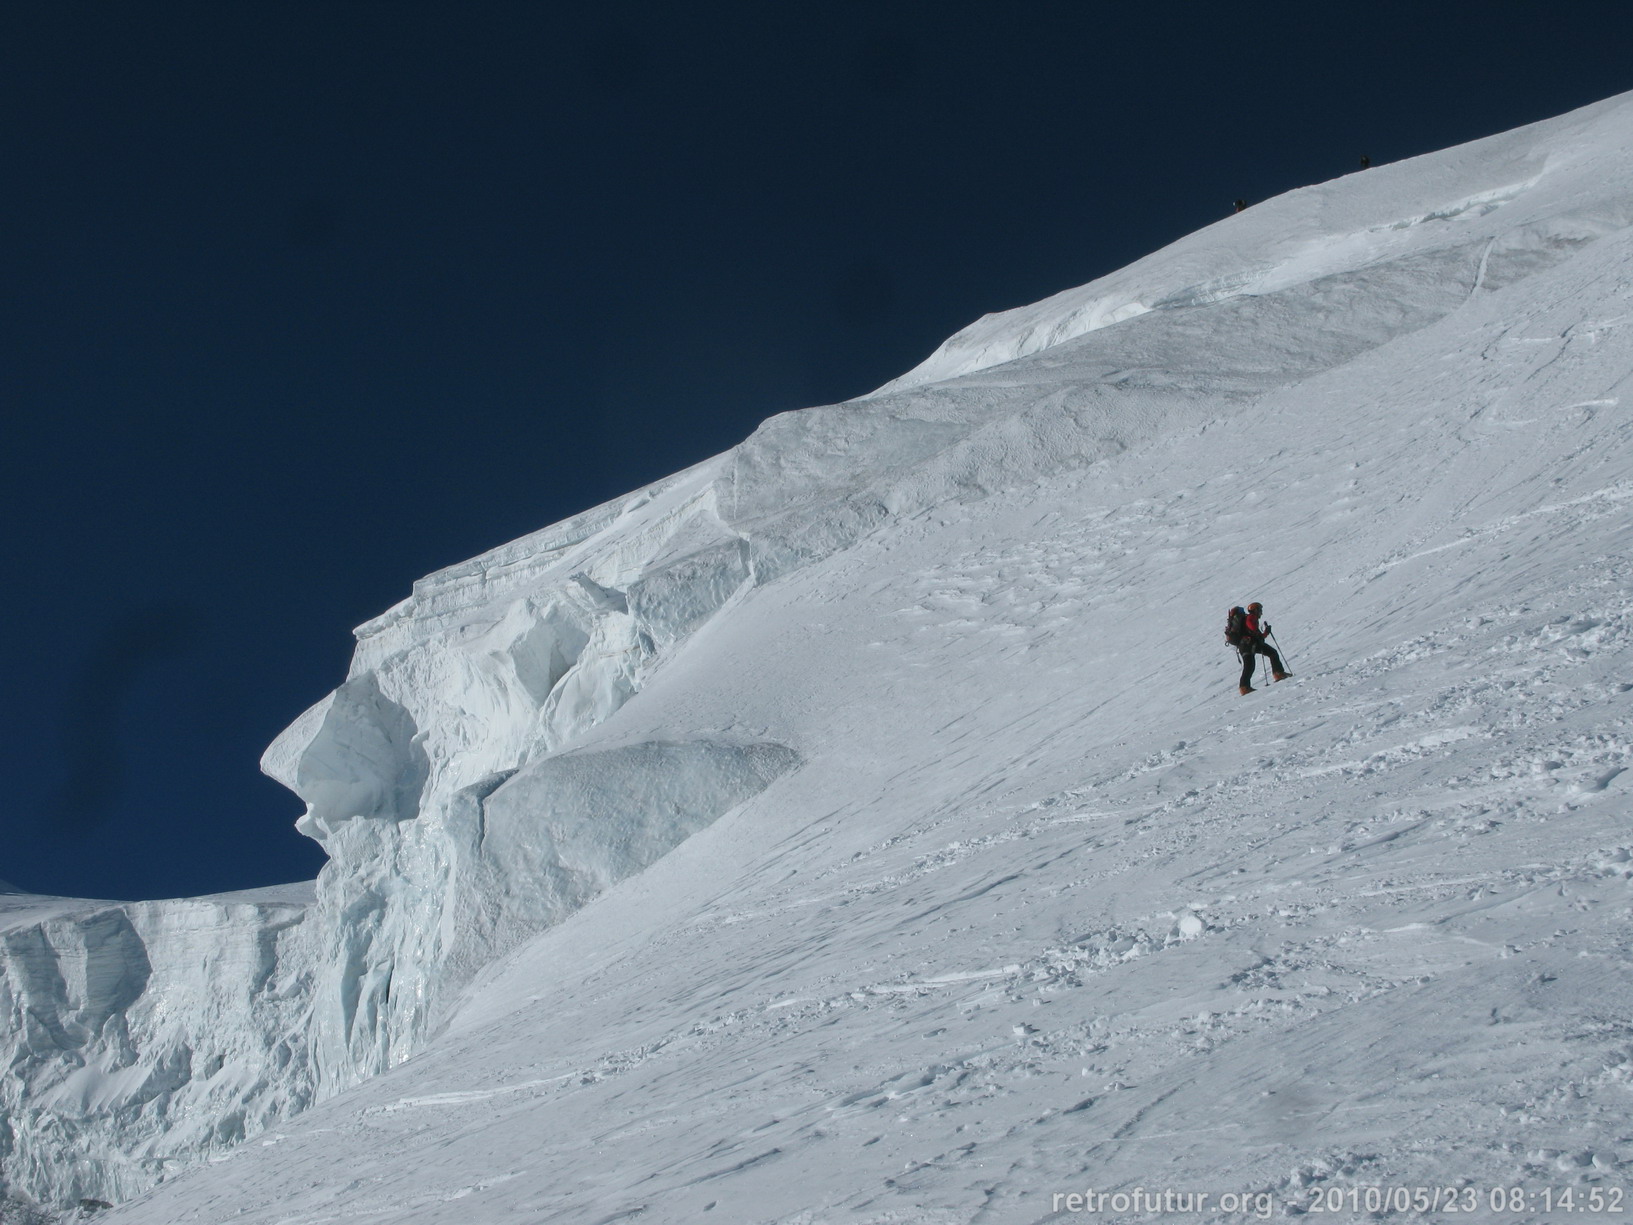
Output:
874,93,1629,395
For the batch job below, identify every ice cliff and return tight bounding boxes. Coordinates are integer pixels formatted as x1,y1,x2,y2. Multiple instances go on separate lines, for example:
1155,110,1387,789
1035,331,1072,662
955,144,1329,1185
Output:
0,886,313,1212
6,90,1633,1218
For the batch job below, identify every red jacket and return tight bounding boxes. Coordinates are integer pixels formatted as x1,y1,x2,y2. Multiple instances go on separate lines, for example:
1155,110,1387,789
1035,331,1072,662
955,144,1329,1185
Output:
1245,611,1266,641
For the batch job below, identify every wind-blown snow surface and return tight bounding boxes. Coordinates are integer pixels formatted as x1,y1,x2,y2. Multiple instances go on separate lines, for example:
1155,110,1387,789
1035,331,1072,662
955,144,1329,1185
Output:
11,92,1633,1222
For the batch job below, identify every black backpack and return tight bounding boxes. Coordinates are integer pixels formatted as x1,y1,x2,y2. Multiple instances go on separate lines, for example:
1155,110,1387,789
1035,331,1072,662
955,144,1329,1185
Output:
1224,606,1249,646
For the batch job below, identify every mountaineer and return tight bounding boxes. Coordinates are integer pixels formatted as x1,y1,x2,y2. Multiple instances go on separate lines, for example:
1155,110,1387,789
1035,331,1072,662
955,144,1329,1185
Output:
1225,602,1290,695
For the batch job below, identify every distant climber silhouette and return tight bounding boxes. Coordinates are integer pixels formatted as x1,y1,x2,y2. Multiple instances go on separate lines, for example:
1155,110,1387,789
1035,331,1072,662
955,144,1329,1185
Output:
1360,154,1372,169
1233,199,1248,214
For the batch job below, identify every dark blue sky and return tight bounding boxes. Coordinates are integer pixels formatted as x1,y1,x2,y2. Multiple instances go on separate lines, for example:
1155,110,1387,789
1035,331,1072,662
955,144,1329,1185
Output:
6,2,1631,902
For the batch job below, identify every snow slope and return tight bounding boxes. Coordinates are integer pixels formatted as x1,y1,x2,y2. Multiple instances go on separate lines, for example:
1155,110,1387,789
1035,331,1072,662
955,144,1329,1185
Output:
9,91,1633,1222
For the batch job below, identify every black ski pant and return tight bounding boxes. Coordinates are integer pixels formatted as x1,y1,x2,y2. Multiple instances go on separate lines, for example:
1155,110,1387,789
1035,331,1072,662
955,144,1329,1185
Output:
1238,641,1284,687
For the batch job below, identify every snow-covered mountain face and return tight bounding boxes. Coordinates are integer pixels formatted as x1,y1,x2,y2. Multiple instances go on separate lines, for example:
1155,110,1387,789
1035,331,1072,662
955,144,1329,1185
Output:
8,92,1633,1221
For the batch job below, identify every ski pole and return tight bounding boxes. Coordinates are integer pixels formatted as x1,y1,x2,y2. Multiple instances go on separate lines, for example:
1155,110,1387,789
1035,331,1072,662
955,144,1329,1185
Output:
1268,628,1291,671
